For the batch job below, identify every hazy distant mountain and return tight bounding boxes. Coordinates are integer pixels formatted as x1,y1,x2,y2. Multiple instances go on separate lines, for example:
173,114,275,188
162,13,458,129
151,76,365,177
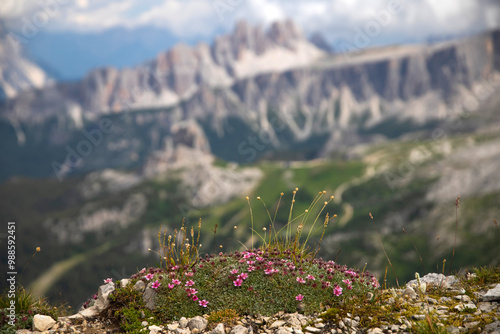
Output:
0,22,51,100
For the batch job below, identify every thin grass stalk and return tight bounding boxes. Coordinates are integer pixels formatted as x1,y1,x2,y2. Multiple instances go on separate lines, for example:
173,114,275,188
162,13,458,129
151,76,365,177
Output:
370,212,399,288
449,196,460,275
402,228,425,274
302,195,334,253
246,196,254,249
287,188,299,246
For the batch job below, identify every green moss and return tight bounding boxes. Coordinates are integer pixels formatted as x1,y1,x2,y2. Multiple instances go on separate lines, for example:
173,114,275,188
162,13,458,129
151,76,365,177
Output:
108,284,160,333
207,309,240,330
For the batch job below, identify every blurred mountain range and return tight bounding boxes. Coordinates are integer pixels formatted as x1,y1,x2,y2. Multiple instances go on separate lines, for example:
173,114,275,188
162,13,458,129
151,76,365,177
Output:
1,20,499,180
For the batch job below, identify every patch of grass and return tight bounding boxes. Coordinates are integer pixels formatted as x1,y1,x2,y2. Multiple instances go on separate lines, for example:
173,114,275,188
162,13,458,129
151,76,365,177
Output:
207,309,240,330
108,285,159,334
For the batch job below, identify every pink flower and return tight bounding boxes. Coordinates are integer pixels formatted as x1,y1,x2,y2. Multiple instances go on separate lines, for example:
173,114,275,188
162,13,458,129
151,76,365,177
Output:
264,268,279,275
185,280,195,287
185,288,198,296
231,269,239,274
323,281,331,288
103,278,113,284
247,265,256,272
238,273,249,280
333,285,343,296
139,268,146,274
342,279,352,285
151,280,161,289
306,275,315,280
243,252,255,259
145,273,154,281
171,265,179,270
295,294,304,301
296,277,306,283
172,279,181,285
256,256,263,261
168,283,175,289
199,300,209,307
247,260,255,265
185,272,194,277
192,295,199,301
233,279,243,287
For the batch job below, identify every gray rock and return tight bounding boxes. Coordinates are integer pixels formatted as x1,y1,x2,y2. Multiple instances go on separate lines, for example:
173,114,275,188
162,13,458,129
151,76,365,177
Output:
143,282,157,310
465,321,480,329
168,323,180,330
229,325,248,334
32,314,56,331
189,316,208,331
275,328,292,334
284,314,301,327
303,326,321,333
483,284,500,302
454,294,471,302
367,328,384,334
120,278,130,288
211,323,225,334
406,273,459,289
94,282,115,311
485,321,500,332
403,287,417,299
479,302,496,312
454,302,477,312
175,328,191,334
179,317,189,329
134,280,146,292
447,326,460,334
149,325,163,334
79,305,99,318
270,320,286,328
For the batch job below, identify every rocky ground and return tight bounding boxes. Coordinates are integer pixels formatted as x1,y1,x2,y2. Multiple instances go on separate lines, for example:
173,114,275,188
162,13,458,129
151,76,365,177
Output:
17,273,500,334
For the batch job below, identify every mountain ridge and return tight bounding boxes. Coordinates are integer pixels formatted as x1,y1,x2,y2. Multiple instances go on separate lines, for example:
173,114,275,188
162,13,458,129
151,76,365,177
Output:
1,21,500,181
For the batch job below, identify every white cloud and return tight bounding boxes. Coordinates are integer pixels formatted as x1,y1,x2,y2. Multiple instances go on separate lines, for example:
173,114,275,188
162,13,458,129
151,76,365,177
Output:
1,0,498,46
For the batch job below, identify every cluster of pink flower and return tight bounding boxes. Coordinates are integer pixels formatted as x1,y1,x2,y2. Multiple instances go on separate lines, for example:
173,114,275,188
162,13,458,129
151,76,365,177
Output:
233,272,249,286
370,276,380,288
137,270,210,308
342,279,353,290
333,284,343,296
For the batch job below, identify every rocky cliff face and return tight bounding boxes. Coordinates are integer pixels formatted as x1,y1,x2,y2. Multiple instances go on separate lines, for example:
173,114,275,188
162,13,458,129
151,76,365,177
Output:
0,22,51,100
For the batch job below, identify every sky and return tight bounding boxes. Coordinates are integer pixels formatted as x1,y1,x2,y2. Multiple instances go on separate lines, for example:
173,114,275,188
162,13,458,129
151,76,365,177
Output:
1,0,500,46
